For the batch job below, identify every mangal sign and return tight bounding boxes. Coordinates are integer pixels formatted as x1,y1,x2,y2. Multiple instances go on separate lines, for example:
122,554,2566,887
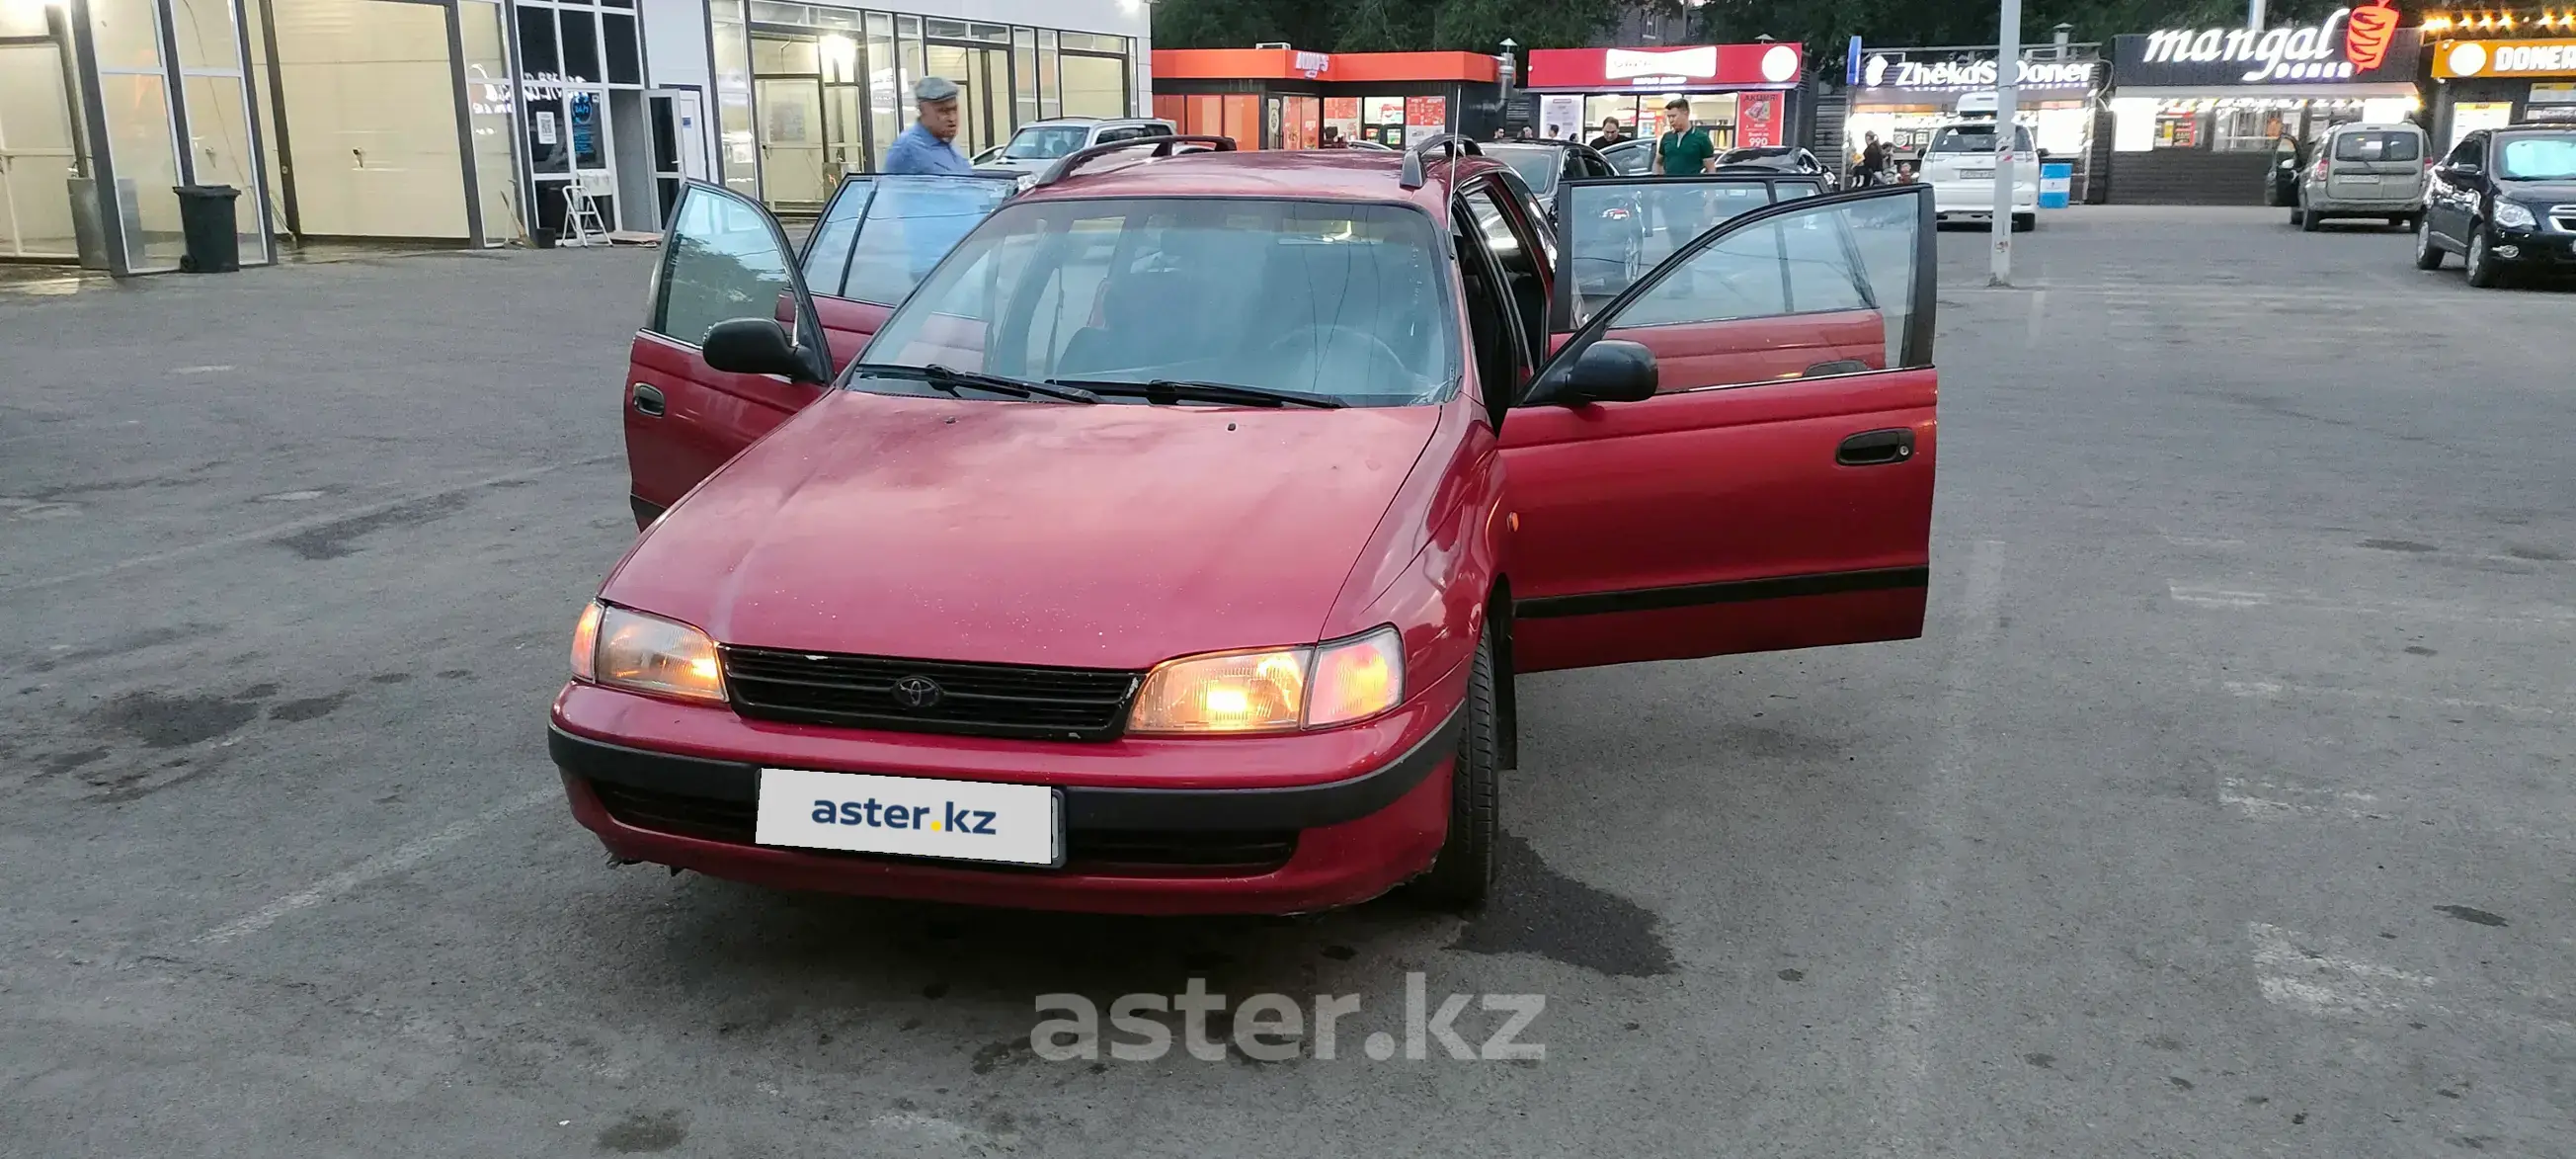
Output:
2116,1,2417,85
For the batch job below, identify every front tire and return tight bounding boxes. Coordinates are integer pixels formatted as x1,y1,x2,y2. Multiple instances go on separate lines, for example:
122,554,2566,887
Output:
2465,226,2502,288
2290,207,2306,227
1409,623,1501,911
2414,215,2445,270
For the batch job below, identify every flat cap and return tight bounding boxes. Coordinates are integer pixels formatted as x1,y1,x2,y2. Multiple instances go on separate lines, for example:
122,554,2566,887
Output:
915,75,959,103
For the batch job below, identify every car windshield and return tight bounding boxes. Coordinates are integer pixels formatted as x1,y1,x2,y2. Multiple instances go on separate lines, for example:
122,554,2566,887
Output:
853,198,1460,407
1928,124,2034,154
1004,124,1093,160
1487,146,1562,195
2497,134,2576,180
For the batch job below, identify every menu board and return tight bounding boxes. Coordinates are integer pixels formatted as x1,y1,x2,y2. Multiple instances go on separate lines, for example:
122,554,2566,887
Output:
1736,92,1782,147
1404,95,1449,147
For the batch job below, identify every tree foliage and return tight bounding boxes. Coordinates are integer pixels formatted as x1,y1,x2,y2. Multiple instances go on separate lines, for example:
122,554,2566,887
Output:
1155,0,2372,67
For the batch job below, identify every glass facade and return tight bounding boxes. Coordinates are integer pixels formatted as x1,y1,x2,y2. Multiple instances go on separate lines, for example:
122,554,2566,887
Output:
716,4,1135,209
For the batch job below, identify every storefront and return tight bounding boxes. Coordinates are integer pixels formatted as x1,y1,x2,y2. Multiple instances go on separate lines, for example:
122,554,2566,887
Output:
2427,33,2576,148
1149,48,1504,149
2103,5,2424,204
1846,45,2104,187
1521,42,1808,151
660,0,1150,212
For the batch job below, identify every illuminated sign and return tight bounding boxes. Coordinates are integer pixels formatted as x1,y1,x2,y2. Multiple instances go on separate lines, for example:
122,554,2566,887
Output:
1858,52,2100,92
2434,39,2576,78
2114,4,2419,87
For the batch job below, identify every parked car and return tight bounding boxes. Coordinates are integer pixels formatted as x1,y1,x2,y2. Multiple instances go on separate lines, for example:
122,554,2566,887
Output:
2417,124,2576,288
623,171,1015,528
2291,122,2428,231
1601,136,1651,175
1917,119,2038,231
561,136,1943,916
1714,145,1840,191
971,117,1178,175
1480,139,1623,214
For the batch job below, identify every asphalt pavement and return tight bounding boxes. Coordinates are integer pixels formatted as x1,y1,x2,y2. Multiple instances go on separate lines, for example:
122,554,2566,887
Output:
2,208,2571,1158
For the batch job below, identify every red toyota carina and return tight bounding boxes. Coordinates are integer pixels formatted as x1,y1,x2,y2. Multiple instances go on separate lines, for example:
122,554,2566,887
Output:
555,140,1940,915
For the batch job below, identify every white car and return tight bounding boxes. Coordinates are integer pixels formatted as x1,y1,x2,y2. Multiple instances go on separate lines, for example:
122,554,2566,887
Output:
1917,120,2038,232
970,118,1181,176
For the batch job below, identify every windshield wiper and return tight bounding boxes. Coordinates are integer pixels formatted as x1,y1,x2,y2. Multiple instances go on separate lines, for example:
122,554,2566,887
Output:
1049,378,1346,409
846,363,1097,403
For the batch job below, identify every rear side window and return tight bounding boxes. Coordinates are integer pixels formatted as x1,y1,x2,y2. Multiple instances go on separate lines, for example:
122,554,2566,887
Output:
800,177,872,298
840,177,1014,305
2334,130,2420,162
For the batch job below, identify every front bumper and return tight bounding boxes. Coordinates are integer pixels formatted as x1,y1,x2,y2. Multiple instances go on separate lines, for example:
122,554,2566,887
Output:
2489,226,2576,270
547,680,1463,915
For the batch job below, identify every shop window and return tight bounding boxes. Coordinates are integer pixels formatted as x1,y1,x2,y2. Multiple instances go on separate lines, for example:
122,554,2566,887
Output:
518,6,560,76
561,10,603,85
182,75,260,251
1036,30,1061,120
170,0,242,72
1060,32,1127,55
89,0,163,70
925,18,970,41
1060,53,1125,119
604,13,642,86
865,13,897,159
1012,29,1038,130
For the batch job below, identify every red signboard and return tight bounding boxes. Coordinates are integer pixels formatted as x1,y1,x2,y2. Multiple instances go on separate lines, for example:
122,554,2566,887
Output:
1526,43,1807,90
1736,91,1782,147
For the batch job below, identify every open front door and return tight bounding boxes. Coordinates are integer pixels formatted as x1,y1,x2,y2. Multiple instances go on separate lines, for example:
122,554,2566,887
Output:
798,173,1017,368
1500,183,1938,673
624,181,832,527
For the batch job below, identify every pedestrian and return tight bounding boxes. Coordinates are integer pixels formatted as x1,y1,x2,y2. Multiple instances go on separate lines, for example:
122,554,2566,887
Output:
882,76,972,175
1320,125,1345,148
1650,98,1714,176
1858,130,1888,188
1588,118,1625,150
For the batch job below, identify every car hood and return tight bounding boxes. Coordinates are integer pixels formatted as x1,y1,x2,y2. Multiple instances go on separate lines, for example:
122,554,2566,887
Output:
604,392,1441,671
2500,180,2576,204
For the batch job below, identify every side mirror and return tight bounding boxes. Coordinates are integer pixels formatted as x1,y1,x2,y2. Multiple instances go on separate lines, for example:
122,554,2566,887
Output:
702,318,816,380
1525,339,1657,406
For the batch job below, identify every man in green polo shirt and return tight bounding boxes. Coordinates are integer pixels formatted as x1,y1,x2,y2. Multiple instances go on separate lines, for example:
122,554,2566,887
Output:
1650,98,1715,176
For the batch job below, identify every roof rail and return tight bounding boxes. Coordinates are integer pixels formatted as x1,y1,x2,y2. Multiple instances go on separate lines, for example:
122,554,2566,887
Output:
1401,133,1480,190
1410,133,1484,157
1032,134,1236,189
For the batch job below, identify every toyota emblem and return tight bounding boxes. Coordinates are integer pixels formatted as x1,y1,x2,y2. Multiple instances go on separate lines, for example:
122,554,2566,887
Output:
890,676,943,709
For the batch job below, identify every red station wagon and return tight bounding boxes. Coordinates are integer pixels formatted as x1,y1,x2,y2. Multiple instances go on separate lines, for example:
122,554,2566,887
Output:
550,136,1940,915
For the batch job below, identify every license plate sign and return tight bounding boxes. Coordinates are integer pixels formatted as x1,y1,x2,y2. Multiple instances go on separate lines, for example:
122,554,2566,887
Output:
1960,168,1993,180
755,768,1062,867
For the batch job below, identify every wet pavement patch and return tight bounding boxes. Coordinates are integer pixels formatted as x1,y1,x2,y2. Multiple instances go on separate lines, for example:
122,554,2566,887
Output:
90,691,262,749
1449,831,1676,977
268,693,348,723
2360,538,2439,553
2435,905,2508,927
277,493,471,560
594,1110,688,1153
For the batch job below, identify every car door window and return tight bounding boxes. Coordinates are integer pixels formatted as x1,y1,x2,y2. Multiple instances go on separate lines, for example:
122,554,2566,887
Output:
1463,182,1548,370
1591,191,1926,390
651,184,798,348
800,176,872,298
1451,213,1525,410
2445,135,2484,170
1557,177,1798,327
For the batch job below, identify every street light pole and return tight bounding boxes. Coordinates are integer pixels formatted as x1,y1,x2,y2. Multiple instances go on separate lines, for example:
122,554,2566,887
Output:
1989,0,2021,287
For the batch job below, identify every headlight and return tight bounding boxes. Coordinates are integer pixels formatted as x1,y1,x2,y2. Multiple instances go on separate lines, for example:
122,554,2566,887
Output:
573,602,726,704
2494,201,2537,230
1128,626,1405,735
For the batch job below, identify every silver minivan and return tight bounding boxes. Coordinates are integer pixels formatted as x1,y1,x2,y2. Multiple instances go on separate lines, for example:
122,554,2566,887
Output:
2293,122,2430,231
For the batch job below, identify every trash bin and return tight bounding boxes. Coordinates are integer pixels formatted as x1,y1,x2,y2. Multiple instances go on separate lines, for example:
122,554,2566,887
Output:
172,184,242,273
2038,162,2073,209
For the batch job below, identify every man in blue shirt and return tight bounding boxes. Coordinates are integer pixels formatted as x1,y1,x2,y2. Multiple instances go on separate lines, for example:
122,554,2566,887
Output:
883,76,972,175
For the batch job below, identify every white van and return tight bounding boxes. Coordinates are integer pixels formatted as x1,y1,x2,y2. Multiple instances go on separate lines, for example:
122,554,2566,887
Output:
2291,122,2429,231
1917,95,2039,231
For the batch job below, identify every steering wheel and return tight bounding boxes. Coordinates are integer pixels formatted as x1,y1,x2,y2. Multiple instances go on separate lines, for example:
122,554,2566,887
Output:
1260,324,1413,391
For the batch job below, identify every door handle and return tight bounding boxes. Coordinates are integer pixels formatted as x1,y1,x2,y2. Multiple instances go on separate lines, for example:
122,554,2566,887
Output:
631,383,665,417
1836,428,1914,466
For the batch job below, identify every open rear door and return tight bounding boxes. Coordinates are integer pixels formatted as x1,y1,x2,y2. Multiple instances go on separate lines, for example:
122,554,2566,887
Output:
1500,183,1938,673
799,173,1016,369
623,181,832,527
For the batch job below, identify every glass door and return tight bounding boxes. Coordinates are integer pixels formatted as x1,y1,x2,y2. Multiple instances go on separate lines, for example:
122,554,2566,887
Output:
0,40,83,258
923,41,1008,159
752,32,829,208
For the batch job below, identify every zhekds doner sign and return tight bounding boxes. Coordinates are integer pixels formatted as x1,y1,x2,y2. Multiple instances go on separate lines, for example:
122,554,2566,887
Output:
2116,2,2419,86
2434,40,2576,79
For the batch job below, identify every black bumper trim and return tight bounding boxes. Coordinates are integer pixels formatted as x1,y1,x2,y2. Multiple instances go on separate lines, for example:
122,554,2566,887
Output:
629,495,666,530
547,707,1460,834
1515,564,1929,620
